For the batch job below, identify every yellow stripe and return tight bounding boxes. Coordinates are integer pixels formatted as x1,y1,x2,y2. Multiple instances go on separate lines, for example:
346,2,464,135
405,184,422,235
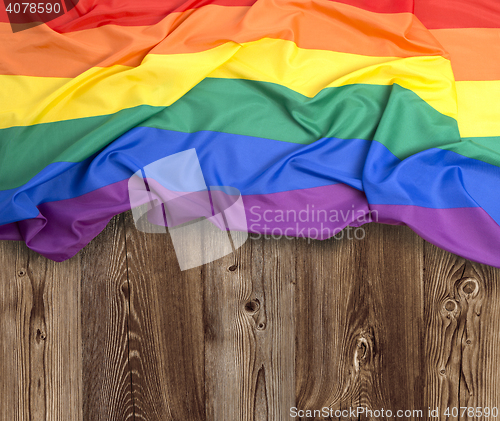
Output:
2,43,240,129
1,38,456,129
456,81,500,138
209,39,456,118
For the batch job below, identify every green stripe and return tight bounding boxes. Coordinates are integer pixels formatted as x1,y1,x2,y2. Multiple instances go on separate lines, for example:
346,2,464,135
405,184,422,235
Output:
0,78,460,190
439,136,500,168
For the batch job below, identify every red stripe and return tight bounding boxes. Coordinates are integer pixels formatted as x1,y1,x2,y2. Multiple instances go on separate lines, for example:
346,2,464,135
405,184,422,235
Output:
15,0,500,32
1,0,415,31
0,0,256,28
414,0,500,29
7,1,498,37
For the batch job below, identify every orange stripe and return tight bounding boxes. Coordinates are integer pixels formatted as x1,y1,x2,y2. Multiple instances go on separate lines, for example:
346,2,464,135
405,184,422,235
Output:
0,0,447,78
430,28,500,81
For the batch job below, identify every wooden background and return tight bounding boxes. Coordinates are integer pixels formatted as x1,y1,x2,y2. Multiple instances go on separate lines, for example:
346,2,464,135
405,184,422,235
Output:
1,211,499,420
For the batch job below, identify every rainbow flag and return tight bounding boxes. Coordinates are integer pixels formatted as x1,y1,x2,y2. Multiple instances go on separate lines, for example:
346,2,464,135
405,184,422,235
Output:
1,0,499,266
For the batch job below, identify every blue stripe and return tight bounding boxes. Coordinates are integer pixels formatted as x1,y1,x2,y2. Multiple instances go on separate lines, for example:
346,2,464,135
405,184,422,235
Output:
0,128,368,224
2,126,500,227
364,141,500,222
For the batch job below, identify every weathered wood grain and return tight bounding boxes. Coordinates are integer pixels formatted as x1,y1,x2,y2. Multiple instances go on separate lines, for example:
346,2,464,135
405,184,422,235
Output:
294,223,424,420
0,241,24,421
80,214,134,421
294,229,359,415
250,237,295,421
123,211,206,421
424,241,500,421
203,232,296,421
359,223,424,419
0,241,82,421
2,214,500,421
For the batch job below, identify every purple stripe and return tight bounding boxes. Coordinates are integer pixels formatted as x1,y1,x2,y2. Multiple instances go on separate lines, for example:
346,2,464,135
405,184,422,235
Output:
1,180,499,268
0,181,130,261
0,181,368,261
371,204,500,267
243,184,372,239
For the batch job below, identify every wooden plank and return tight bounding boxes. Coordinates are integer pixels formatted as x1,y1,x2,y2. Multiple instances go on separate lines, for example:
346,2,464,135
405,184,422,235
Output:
465,261,500,418
359,224,424,418
253,237,295,421
203,232,296,421
3,214,500,421
124,208,297,420
294,226,359,416
423,241,500,420
43,248,82,421
202,230,255,421
123,211,206,420
80,214,134,421
0,241,24,421
294,223,424,420
0,240,82,421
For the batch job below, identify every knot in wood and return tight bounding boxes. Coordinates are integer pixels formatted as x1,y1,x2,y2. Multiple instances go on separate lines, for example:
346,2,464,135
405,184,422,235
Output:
458,277,479,297
244,299,260,314
444,299,457,312
354,336,370,371
36,329,47,342
357,337,368,359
